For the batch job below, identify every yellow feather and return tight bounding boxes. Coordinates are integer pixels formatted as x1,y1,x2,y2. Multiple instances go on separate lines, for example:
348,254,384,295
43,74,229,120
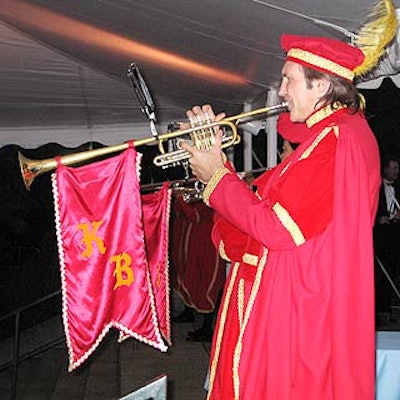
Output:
353,0,398,76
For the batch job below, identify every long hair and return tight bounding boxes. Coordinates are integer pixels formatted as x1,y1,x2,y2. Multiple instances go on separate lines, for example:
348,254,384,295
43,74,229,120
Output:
302,65,362,113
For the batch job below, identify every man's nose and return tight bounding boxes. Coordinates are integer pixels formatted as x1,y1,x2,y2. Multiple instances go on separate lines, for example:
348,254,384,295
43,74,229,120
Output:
278,83,286,98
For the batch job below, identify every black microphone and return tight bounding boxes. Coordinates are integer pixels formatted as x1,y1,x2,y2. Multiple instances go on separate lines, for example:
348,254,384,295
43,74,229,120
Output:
127,62,158,138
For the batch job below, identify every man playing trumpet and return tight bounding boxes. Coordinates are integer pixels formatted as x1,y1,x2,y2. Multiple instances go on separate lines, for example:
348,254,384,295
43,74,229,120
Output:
181,32,386,399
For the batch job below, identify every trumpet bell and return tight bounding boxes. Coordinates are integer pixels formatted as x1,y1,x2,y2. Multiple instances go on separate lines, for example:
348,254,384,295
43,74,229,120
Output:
18,152,51,191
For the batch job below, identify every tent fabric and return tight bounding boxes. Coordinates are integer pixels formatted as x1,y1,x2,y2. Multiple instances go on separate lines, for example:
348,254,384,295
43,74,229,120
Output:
0,0,399,148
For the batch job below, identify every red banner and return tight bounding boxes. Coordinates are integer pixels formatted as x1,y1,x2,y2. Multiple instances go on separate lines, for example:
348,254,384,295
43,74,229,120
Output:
52,147,167,371
142,183,172,344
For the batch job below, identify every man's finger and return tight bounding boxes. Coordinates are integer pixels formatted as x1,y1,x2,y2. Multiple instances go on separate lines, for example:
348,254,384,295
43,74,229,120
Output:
179,139,196,155
213,130,223,148
215,112,226,122
186,106,203,125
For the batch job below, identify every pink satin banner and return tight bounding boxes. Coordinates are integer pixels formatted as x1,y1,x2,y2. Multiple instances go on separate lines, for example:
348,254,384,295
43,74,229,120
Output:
142,182,172,344
52,147,167,371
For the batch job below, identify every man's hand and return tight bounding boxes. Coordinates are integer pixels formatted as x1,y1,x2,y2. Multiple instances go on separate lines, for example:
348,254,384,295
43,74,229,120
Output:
180,130,225,184
377,216,391,225
179,104,225,132
179,104,226,183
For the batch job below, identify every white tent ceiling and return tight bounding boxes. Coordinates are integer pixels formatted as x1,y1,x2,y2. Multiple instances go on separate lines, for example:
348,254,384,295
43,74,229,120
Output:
0,0,400,148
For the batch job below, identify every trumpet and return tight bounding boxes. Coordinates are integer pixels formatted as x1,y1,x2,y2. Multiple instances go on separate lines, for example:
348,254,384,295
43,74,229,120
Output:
141,178,205,203
18,102,288,189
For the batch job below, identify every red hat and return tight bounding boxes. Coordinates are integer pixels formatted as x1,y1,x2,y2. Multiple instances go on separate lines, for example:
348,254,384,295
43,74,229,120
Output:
281,34,365,81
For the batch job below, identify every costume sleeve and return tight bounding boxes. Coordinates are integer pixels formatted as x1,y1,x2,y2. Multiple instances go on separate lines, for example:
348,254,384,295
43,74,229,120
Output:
204,128,337,250
211,158,256,261
212,216,253,262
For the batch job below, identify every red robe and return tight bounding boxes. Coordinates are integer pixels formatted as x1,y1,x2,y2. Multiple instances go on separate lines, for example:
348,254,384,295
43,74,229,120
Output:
205,106,380,399
170,195,225,312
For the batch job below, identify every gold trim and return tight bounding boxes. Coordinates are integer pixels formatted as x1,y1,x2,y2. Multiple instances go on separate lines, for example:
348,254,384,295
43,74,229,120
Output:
233,248,268,399
306,103,344,128
238,279,245,331
218,240,231,262
288,48,354,80
207,262,240,399
300,126,334,160
299,125,339,160
279,161,291,177
203,167,230,206
272,202,305,246
242,253,258,266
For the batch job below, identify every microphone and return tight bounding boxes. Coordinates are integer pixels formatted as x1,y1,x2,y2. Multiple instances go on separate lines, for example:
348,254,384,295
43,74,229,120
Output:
127,62,158,138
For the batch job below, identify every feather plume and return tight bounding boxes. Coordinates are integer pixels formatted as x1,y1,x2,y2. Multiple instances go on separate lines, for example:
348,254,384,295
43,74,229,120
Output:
353,0,398,76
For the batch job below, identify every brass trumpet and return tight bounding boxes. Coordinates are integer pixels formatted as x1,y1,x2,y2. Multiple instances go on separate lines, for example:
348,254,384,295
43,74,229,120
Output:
18,102,288,190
